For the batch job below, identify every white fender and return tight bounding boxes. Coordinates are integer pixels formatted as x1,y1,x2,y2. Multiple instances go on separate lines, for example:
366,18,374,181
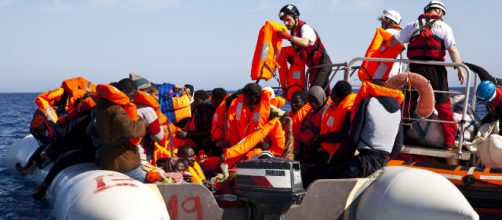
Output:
50,165,169,220
4,135,40,170
477,134,502,168
4,135,49,181
356,166,478,220
5,135,170,220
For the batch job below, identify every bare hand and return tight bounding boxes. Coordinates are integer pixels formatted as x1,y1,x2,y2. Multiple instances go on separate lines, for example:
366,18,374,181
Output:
176,130,187,138
457,68,465,85
197,153,208,164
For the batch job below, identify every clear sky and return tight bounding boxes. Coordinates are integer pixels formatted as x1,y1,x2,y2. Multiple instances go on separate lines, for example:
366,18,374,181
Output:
0,0,501,92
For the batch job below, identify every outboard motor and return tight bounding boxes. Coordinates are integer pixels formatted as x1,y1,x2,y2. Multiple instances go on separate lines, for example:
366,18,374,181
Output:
235,158,304,220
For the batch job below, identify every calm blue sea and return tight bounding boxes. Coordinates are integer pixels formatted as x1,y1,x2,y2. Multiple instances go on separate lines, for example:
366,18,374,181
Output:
0,93,54,220
0,92,492,219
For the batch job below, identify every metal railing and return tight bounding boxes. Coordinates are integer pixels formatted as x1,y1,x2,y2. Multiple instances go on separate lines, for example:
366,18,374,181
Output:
344,57,475,159
304,62,359,91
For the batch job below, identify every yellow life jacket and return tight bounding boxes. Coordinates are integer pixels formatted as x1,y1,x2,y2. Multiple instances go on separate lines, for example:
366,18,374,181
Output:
188,161,206,184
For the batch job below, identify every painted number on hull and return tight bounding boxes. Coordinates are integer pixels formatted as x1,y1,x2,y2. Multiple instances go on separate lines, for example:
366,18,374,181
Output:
94,174,138,193
167,195,203,220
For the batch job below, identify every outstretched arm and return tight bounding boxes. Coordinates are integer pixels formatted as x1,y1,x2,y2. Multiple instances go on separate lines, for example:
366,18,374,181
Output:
448,44,465,84
464,62,497,84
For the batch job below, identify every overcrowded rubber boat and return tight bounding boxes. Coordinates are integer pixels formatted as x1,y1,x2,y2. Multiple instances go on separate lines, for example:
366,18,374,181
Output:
4,135,480,220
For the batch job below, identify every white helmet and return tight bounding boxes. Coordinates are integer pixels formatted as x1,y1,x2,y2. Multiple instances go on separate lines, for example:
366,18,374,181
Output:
381,9,401,24
424,0,446,15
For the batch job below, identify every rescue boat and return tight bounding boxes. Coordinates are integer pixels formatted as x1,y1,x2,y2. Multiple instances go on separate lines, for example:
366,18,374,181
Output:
388,160,502,216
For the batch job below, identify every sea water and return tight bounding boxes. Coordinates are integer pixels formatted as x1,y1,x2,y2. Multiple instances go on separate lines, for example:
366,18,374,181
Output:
0,93,54,219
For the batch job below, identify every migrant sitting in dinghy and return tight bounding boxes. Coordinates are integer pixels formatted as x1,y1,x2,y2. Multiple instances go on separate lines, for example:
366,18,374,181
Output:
343,82,403,178
95,79,147,182
30,96,96,199
297,86,329,181
287,90,311,156
130,74,167,165
179,90,214,156
17,77,96,174
210,87,230,149
302,81,356,185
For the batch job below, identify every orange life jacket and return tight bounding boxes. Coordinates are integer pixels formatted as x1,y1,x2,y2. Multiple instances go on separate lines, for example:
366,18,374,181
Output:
35,77,95,121
224,118,285,168
61,77,96,110
251,20,288,81
134,91,165,124
58,96,96,125
271,96,286,108
230,90,272,144
351,81,404,121
288,103,312,150
35,87,64,123
170,94,192,123
211,94,229,143
96,84,142,146
358,28,404,82
277,46,306,101
226,95,245,146
320,93,357,155
134,91,185,164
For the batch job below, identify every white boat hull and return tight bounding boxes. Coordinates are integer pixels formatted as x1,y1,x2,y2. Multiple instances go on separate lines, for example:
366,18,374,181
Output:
5,135,170,220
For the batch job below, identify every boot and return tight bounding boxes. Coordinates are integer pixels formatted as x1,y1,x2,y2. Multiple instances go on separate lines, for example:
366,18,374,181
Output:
15,162,37,176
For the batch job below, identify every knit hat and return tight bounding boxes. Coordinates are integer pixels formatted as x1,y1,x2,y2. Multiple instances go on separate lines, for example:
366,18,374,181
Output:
129,72,151,90
308,86,326,107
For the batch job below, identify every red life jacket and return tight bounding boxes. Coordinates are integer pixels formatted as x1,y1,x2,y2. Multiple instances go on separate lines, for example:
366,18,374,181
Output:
291,20,325,68
407,14,446,61
487,87,502,113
